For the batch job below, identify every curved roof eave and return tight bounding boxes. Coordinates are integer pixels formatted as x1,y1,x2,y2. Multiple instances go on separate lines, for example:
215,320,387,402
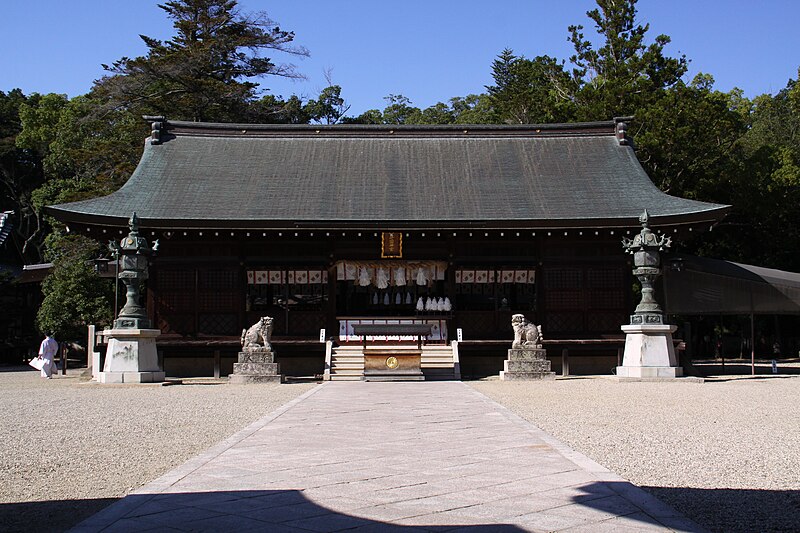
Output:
46,120,732,232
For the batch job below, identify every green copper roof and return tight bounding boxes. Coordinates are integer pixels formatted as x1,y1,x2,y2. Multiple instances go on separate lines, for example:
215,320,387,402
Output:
47,120,730,230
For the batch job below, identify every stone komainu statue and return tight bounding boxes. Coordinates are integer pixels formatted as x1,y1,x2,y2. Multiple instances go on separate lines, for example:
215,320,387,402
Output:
511,314,542,349
241,316,274,352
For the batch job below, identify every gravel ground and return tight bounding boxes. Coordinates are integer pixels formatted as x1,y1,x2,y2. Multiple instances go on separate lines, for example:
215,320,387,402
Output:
471,375,800,533
0,368,315,533
4,367,798,533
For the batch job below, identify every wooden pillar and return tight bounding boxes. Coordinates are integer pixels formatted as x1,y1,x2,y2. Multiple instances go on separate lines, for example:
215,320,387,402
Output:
193,268,200,336
445,256,456,343
561,348,569,377
327,264,337,340
214,349,221,379
238,242,247,332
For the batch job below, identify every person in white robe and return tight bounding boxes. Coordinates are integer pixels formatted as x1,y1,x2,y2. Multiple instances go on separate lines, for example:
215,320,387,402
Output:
37,333,58,379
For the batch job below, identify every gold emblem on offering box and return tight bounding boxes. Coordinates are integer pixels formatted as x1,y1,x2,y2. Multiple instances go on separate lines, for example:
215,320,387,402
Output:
385,356,399,369
381,232,403,258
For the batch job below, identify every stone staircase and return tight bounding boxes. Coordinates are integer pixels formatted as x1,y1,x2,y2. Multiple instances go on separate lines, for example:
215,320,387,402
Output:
328,343,458,381
329,344,366,381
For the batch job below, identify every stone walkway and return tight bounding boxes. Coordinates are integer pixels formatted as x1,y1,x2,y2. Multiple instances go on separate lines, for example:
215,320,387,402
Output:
72,382,704,532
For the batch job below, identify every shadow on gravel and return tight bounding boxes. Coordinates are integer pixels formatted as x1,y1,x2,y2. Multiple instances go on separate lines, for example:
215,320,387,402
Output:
706,375,799,383
693,362,800,376
0,497,119,533
58,490,528,532
0,365,39,373
642,485,800,533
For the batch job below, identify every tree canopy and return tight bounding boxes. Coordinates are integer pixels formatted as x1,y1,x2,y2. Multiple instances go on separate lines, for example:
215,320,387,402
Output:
96,0,309,122
5,0,800,342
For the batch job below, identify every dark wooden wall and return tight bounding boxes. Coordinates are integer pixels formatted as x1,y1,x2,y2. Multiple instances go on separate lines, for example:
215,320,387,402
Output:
147,232,631,341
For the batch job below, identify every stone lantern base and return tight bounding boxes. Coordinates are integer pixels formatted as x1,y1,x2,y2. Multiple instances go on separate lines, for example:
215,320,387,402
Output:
617,324,682,378
98,328,165,384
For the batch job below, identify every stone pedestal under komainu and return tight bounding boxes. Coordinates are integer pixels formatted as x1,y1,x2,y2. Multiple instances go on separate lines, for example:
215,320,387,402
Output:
500,314,555,381
500,348,555,381
229,316,283,383
229,349,283,384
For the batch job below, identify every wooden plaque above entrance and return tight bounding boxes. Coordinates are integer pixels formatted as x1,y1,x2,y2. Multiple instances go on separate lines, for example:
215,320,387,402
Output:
381,232,403,258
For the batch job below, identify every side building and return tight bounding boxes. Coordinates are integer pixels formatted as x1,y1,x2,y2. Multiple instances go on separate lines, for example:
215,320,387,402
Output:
47,118,729,378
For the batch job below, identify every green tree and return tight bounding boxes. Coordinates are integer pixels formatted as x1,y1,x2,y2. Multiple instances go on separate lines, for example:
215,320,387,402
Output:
16,93,147,259
0,89,46,262
381,94,420,125
486,49,576,123
728,68,800,269
341,108,384,125
36,233,113,341
306,85,351,124
343,94,496,126
449,94,497,124
567,0,687,120
95,0,309,122
634,75,748,200
406,102,455,125
744,69,800,189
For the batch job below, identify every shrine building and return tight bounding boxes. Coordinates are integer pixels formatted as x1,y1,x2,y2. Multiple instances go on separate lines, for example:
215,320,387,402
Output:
47,118,729,379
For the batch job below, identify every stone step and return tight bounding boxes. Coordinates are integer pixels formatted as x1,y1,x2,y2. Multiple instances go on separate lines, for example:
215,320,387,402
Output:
330,345,455,379
331,364,365,371
499,370,556,381
331,354,364,361
423,368,457,380
504,360,553,373
329,375,364,381
233,362,279,374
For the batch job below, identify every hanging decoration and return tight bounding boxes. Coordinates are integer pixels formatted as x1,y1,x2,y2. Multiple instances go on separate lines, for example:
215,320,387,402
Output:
358,267,372,287
247,269,328,285
335,260,446,286
416,267,429,286
455,268,536,284
375,267,390,289
394,267,406,286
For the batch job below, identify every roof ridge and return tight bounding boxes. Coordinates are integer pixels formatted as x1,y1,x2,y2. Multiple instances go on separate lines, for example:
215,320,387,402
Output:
153,118,619,139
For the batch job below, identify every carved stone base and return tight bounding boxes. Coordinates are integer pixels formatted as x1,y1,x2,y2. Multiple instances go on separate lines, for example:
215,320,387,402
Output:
98,328,165,384
98,371,166,384
229,374,283,384
500,348,555,381
228,350,283,384
617,324,683,378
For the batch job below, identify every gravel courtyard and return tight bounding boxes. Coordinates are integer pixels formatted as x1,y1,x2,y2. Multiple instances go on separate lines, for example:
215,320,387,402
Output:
2,368,798,532
472,376,800,533
0,369,315,532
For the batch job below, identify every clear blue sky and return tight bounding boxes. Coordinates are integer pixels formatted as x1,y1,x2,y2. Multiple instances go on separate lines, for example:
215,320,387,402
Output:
2,0,799,116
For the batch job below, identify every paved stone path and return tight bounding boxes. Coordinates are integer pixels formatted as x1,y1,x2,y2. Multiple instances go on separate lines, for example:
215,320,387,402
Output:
72,382,704,532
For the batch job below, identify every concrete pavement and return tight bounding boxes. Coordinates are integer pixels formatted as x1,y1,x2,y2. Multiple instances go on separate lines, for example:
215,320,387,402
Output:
71,382,704,532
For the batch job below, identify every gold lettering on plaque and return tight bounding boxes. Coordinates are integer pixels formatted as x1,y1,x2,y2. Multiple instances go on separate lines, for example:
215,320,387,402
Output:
381,232,403,258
